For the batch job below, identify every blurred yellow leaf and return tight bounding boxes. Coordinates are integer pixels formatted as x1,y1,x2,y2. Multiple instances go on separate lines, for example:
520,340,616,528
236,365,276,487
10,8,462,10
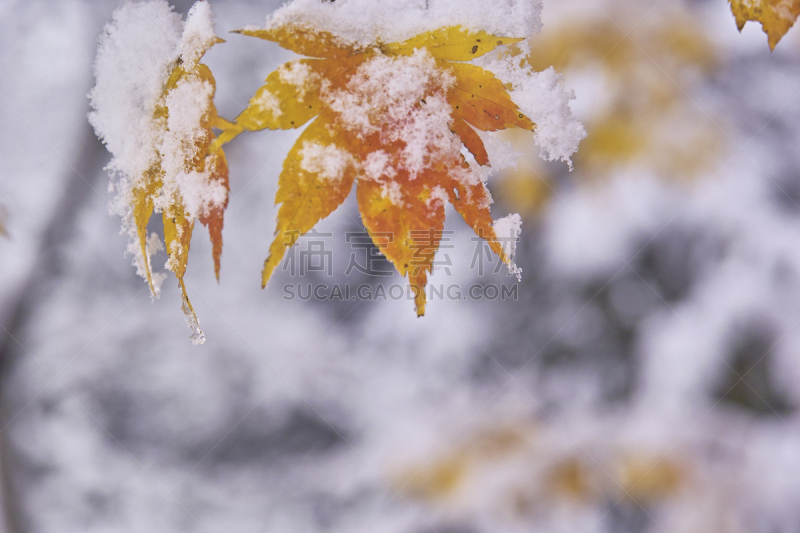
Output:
396,425,531,501
547,458,595,500
578,114,648,168
528,16,718,177
495,12,721,218
0,205,7,237
494,167,552,216
402,456,469,500
617,455,684,502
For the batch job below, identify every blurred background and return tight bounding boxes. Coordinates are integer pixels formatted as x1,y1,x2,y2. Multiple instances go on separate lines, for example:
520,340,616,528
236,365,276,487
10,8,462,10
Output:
3,0,800,531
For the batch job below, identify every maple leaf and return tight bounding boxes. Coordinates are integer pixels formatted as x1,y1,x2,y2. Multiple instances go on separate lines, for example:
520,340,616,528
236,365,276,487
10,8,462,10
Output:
729,0,800,50
128,8,229,344
220,24,533,316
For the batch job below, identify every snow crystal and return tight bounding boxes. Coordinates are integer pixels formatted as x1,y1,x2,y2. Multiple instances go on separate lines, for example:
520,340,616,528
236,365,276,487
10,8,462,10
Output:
299,141,352,181
262,0,543,47
492,213,522,280
166,239,182,273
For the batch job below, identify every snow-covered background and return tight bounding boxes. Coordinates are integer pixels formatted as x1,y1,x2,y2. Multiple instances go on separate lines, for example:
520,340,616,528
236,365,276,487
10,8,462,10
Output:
3,0,800,531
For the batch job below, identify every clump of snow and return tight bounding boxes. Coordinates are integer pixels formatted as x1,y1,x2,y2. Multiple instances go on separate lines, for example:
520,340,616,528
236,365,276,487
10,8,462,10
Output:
163,78,213,138
326,49,459,183
363,150,396,181
492,213,522,280
158,77,215,216
262,0,543,48
450,161,484,188
174,168,229,222
88,0,181,183
178,1,218,67
467,131,523,184
427,185,449,207
278,61,318,100
479,58,586,168
299,141,352,181
398,94,456,178
253,88,283,117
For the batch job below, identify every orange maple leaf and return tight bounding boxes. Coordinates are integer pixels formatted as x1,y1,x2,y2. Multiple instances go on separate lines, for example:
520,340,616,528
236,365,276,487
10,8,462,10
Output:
729,0,800,50
219,24,533,316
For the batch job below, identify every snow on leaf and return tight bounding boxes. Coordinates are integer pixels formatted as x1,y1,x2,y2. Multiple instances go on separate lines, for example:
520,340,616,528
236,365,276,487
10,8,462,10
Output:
90,1,228,343
222,24,534,316
729,0,800,50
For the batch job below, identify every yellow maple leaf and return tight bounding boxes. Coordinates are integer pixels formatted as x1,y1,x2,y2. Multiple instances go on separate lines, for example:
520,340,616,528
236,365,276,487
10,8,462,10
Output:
131,26,229,344
729,0,800,50
220,24,533,316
